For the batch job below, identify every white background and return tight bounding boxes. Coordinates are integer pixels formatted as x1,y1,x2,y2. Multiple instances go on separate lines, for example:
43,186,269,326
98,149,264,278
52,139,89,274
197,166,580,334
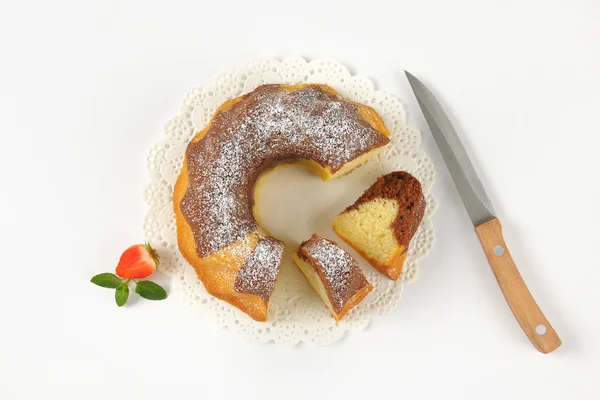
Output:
1,0,599,398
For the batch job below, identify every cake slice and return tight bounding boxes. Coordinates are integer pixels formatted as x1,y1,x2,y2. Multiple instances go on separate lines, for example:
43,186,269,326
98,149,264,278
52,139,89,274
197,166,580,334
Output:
291,235,373,321
332,171,425,280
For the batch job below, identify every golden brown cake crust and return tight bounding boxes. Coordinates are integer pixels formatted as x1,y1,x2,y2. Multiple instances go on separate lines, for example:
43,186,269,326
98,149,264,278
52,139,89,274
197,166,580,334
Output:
174,83,391,321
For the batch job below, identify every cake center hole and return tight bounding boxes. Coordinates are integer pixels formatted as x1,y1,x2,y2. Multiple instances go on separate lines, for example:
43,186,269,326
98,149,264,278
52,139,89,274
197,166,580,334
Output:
254,164,376,249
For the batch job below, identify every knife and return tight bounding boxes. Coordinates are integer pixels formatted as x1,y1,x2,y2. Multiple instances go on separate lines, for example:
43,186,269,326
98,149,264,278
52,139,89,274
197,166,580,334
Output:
405,71,561,353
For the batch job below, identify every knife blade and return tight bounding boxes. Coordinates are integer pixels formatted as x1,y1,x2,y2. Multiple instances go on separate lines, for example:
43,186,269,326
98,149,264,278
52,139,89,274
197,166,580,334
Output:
405,71,561,353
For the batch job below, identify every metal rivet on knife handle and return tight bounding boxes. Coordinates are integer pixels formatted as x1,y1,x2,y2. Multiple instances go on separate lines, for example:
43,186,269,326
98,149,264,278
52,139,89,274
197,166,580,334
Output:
536,324,548,336
494,245,505,256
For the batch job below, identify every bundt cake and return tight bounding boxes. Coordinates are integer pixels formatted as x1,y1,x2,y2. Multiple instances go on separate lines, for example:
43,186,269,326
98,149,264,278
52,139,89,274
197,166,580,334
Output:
291,234,373,321
332,171,425,280
174,84,390,321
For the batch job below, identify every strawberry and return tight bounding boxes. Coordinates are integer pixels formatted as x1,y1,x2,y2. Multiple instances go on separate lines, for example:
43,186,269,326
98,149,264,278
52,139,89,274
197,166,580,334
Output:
115,243,159,279
91,242,166,307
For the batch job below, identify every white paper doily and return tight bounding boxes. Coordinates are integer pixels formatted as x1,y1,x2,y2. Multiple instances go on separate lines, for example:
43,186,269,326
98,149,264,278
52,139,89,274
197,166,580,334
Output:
144,57,437,345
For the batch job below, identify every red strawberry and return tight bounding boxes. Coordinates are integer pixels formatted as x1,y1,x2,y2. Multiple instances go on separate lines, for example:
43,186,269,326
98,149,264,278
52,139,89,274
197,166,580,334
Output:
115,243,159,279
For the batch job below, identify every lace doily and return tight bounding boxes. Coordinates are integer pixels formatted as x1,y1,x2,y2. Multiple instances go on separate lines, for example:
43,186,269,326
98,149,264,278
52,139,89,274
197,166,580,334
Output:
144,57,437,345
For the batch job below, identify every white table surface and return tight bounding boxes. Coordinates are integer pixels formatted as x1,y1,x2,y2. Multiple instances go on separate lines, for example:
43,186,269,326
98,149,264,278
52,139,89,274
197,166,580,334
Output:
1,0,599,398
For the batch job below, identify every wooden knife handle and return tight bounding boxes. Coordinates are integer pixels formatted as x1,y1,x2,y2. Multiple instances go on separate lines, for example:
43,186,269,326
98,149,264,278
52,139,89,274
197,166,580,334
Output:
475,218,561,353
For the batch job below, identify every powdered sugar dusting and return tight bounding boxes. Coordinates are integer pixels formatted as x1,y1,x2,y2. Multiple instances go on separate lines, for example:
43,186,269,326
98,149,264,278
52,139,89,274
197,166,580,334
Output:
181,85,389,257
301,236,368,312
234,237,284,302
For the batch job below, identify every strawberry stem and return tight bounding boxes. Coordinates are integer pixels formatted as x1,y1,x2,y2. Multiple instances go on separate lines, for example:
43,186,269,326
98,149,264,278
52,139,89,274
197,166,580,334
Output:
145,242,160,267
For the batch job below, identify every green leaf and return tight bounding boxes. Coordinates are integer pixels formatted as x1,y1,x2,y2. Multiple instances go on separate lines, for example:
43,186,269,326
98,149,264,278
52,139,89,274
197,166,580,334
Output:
91,273,122,289
115,284,129,307
135,280,167,301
